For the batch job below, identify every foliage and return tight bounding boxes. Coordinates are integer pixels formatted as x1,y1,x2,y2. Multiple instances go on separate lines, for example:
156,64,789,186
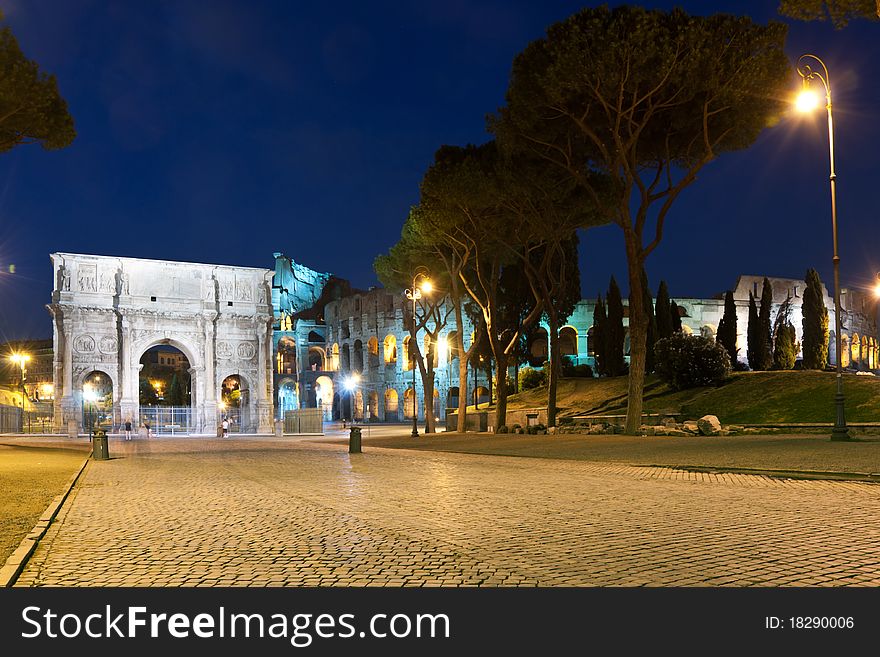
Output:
167,374,186,406
801,268,829,369
758,277,775,370
778,0,879,27
492,4,791,432
669,300,683,334
605,277,626,377
563,362,593,378
747,292,761,371
656,280,673,341
654,333,732,390
773,295,799,370
518,367,545,390
716,290,738,365
139,378,158,406
0,15,76,153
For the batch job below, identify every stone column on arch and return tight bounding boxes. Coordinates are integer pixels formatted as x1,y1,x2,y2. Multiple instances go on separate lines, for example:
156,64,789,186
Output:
256,317,273,434
59,316,79,433
118,315,138,427
202,316,218,433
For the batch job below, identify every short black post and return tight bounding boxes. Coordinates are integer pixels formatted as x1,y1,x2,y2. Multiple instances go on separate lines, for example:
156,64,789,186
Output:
349,426,362,454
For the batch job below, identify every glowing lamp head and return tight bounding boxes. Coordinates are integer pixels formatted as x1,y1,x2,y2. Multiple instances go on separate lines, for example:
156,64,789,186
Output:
795,88,821,113
343,373,360,392
874,278,880,299
420,279,433,295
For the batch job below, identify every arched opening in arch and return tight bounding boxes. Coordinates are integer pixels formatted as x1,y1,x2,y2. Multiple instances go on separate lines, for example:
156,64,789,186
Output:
367,336,379,370
315,375,333,420
308,346,326,372
432,388,441,420
559,326,578,358
331,343,340,371
447,386,459,410
861,335,868,370
276,337,296,375
383,335,397,364
368,390,379,420
404,387,416,419
353,390,364,420
447,331,459,363
139,345,191,407
278,379,298,416
82,371,113,433
340,343,351,372
353,339,364,373
852,333,861,366
220,374,249,433
384,388,399,421
528,328,548,366
423,334,438,368
841,334,850,368
403,336,412,371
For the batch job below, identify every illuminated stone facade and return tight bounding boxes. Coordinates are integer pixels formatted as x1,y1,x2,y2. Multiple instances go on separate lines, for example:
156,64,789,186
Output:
48,253,275,434
270,267,878,422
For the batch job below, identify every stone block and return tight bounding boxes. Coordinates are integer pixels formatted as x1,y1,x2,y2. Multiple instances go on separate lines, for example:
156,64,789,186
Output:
697,415,723,436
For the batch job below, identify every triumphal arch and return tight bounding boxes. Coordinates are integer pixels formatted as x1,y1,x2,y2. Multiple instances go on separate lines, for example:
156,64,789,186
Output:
47,253,275,435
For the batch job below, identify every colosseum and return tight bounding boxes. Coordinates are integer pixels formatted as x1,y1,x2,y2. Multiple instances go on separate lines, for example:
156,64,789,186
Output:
270,254,879,423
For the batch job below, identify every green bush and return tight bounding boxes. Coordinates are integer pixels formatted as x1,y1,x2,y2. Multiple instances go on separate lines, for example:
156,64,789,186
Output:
654,333,731,390
518,367,545,390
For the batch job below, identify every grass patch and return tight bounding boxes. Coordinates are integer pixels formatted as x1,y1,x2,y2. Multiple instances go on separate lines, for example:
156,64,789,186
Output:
0,442,88,565
504,371,880,424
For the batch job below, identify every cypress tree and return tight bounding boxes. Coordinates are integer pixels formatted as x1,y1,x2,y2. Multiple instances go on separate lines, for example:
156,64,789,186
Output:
640,268,657,373
669,300,682,334
168,373,185,406
716,290,738,365
606,276,626,376
746,292,760,370
802,268,829,369
758,277,774,370
773,295,798,370
656,280,672,340
592,295,607,376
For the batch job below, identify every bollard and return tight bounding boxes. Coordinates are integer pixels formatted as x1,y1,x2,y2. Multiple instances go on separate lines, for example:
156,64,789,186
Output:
92,427,109,460
349,426,362,454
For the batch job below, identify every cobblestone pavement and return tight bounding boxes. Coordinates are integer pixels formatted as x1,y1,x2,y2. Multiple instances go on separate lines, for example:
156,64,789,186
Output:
15,436,880,587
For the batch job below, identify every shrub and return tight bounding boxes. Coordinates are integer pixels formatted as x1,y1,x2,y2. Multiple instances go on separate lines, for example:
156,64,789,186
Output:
518,367,545,390
654,333,731,390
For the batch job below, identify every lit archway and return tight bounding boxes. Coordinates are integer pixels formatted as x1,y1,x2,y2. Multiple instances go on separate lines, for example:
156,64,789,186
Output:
383,335,397,364
404,387,416,418
315,375,333,420
560,326,578,358
384,388,399,420
219,374,250,433
81,371,113,433
276,336,296,375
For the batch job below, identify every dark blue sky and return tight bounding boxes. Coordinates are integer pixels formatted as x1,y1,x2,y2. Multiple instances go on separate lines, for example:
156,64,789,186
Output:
0,1,878,340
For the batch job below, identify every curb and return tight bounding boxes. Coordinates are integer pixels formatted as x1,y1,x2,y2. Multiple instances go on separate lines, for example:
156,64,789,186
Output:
656,464,880,483
0,455,91,587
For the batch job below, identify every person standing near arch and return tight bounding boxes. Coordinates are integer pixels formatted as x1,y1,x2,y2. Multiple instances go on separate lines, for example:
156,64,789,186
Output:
222,417,229,437
124,418,132,440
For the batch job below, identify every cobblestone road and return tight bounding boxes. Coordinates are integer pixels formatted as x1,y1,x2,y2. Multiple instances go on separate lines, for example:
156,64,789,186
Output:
16,436,880,587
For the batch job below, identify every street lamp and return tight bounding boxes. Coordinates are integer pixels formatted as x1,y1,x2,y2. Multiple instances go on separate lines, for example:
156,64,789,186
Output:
404,267,431,437
796,53,850,442
9,353,29,432
343,373,360,424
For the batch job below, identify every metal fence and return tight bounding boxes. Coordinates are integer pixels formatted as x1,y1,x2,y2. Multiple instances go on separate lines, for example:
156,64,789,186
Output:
0,403,55,434
140,406,194,435
283,408,324,434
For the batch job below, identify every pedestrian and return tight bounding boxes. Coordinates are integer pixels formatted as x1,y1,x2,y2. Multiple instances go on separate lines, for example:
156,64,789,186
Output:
144,420,151,438
222,417,229,437
124,418,132,440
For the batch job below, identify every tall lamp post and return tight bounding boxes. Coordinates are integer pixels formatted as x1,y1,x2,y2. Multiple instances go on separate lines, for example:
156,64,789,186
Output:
404,268,432,438
10,353,29,433
796,53,850,442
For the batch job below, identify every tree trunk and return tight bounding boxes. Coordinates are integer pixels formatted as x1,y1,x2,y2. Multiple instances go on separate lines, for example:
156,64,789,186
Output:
493,354,509,430
457,349,468,432
625,235,647,435
547,308,560,427
424,366,436,433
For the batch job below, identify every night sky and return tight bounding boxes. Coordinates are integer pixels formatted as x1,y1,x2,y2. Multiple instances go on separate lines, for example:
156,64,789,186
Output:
0,1,878,341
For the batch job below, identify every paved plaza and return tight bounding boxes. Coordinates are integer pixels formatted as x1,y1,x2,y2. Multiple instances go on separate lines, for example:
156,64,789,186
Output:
14,432,880,587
